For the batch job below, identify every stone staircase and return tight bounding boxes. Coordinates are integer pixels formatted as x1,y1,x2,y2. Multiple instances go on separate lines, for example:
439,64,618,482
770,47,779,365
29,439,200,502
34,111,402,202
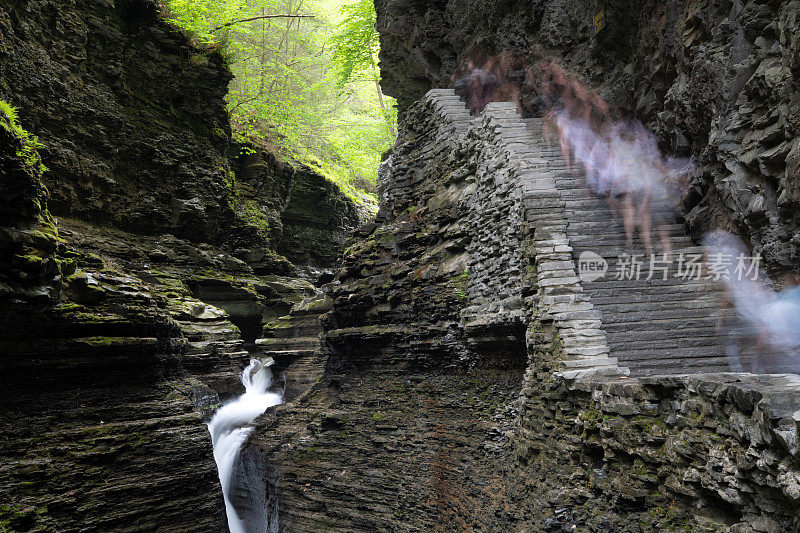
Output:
520,116,740,376
455,96,774,378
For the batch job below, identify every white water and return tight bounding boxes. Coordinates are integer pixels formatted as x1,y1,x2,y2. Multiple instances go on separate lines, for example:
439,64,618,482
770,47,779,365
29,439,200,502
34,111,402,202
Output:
208,359,282,533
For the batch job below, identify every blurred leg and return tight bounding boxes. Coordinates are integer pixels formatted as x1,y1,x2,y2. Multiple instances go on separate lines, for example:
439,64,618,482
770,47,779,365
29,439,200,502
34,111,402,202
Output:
623,194,635,246
638,191,653,255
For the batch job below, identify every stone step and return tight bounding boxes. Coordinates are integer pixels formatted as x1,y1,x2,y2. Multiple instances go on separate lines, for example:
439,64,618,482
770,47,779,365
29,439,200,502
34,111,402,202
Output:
603,316,719,332
262,314,322,338
578,277,710,290
565,224,687,237
556,206,679,220
584,281,712,296
627,359,732,376
510,104,739,374
590,292,721,305
598,307,721,325
613,334,729,351
570,246,706,260
604,330,726,347
265,323,323,339
606,333,725,350
616,345,726,362
559,357,620,369
185,339,246,355
559,201,680,215
255,348,318,360
604,317,750,337
553,198,678,211
567,234,693,246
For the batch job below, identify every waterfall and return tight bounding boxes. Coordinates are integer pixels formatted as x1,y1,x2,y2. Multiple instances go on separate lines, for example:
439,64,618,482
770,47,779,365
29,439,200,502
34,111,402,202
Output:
208,359,282,533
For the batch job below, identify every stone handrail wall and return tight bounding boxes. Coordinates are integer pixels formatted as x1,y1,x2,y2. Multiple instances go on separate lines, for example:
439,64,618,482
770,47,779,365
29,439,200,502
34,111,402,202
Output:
517,321,800,531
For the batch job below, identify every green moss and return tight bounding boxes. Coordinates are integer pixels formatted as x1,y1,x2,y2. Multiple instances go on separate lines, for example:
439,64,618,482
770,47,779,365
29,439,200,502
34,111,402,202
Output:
83,337,116,346
293,445,323,464
641,504,702,532
234,197,275,242
580,408,601,426
632,415,666,432
688,412,707,424
631,459,650,476
0,504,32,533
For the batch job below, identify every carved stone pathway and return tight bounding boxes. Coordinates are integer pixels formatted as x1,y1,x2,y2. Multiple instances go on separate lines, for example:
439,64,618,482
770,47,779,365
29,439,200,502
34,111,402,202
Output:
478,99,750,377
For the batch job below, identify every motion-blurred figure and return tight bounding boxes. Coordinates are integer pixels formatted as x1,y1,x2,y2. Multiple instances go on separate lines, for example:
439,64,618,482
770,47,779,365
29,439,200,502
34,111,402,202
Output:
702,230,800,373
453,57,498,114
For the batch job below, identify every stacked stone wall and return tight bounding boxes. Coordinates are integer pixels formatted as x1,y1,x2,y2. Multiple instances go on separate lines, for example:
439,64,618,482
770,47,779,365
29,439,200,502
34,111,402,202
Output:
515,318,800,531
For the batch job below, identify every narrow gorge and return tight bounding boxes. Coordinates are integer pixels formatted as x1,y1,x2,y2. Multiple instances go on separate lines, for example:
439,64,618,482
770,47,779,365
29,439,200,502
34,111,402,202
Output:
1,0,799,532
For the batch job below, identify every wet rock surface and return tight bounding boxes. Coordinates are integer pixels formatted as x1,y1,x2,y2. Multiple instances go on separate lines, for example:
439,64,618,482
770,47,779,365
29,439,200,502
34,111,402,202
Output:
0,102,64,304
0,216,325,531
245,92,533,531
0,0,234,243
0,0,361,272
0,1,363,528
230,147,366,276
276,167,365,275
516,321,800,532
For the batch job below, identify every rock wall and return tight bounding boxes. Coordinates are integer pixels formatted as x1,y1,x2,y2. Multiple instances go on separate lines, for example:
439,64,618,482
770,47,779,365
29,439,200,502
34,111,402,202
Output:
375,0,800,273
0,0,361,273
275,167,363,274
0,101,64,303
245,89,800,531
230,147,364,275
244,91,533,532
0,0,362,529
0,0,234,242
512,319,800,532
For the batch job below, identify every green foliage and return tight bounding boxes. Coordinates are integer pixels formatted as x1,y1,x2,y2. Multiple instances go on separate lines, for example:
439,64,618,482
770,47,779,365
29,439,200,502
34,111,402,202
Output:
162,0,396,205
330,0,378,88
0,99,48,175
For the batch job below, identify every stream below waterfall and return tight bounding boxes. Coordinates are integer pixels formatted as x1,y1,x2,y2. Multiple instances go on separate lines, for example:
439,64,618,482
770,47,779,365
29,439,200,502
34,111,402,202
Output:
208,359,282,533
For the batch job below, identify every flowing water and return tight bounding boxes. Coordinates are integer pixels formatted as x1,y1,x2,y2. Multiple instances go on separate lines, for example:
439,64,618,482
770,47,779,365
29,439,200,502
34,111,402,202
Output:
208,359,282,533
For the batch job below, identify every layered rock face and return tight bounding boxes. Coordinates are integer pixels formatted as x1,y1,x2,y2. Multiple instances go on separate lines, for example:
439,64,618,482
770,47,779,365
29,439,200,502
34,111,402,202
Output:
375,0,800,273
0,0,234,242
0,0,362,530
230,148,365,275
246,92,530,532
276,167,363,273
0,102,63,303
247,90,800,531
0,0,363,272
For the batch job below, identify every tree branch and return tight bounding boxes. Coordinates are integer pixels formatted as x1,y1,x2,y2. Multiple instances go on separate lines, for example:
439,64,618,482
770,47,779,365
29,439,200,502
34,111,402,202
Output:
211,14,314,32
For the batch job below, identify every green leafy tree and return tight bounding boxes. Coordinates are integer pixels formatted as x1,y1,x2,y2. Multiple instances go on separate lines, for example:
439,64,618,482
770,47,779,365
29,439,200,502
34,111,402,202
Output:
162,0,397,205
330,0,393,135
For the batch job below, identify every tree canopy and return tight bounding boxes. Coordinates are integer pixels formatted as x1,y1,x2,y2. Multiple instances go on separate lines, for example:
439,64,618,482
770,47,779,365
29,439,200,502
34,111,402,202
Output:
162,0,397,204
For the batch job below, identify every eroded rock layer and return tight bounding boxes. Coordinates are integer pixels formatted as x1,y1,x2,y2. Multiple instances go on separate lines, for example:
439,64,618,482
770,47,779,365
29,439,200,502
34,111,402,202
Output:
0,0,363,529
246,92,531,532
0,0,234,242
249,90,800,531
